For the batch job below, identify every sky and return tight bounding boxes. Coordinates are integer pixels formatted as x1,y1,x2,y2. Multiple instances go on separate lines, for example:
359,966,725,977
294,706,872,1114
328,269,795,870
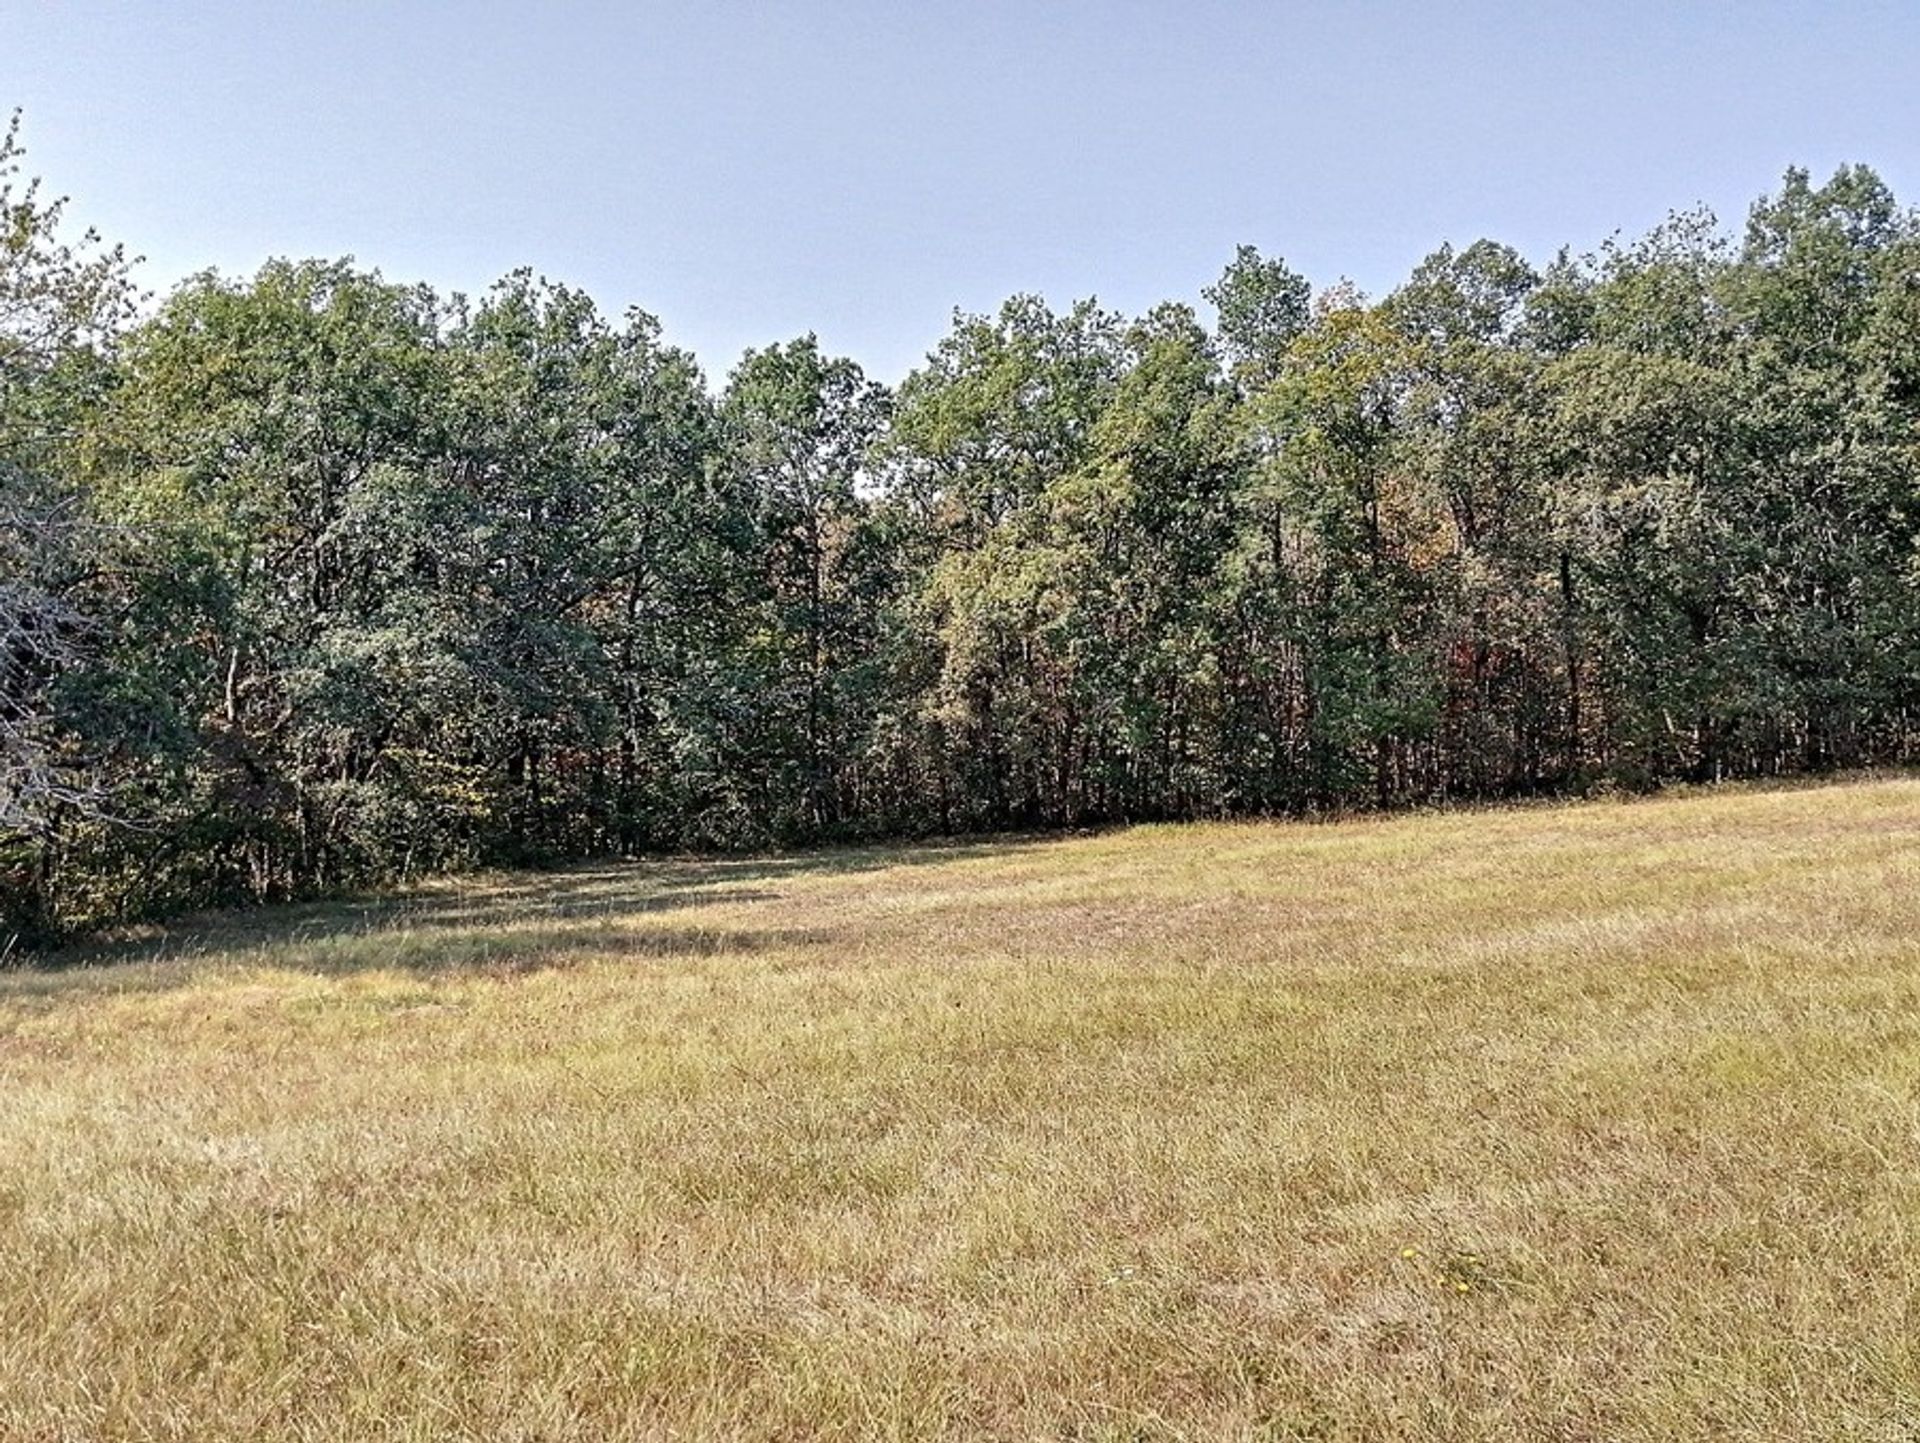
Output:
5,1,1919,384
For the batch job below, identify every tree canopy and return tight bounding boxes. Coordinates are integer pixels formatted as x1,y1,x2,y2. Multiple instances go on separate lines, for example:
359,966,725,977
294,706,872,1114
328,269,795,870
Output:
6,120,1920,947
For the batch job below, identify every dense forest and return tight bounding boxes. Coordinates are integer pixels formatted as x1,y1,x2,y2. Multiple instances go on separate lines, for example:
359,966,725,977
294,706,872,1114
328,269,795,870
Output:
5,114,1920,947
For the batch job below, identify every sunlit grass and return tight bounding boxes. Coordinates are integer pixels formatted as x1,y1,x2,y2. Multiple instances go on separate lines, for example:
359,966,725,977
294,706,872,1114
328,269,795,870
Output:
5,777,1920,1439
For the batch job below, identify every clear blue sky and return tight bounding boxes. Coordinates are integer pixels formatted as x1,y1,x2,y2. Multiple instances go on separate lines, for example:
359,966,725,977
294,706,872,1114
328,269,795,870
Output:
6,1,1918,383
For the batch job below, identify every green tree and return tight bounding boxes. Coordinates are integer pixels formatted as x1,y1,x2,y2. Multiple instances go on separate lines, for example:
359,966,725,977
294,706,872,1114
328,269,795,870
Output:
722,337,890,835
1205,244,1312,387
0,114,138,946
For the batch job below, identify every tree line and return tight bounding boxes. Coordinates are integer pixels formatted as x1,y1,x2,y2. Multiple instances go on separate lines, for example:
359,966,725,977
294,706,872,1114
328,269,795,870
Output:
6,117,1920,947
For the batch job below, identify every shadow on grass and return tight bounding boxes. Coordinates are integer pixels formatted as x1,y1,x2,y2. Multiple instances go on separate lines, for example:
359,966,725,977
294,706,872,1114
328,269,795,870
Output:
2,835,1058,1000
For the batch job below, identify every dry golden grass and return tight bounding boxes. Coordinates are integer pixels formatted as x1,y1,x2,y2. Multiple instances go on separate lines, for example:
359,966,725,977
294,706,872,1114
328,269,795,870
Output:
5,777,1920,1440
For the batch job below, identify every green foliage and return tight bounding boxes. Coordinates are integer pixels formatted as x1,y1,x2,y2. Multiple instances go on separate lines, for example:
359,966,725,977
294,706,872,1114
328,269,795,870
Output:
0,114,141,945
8,122,1920,946
1204,244,1311,386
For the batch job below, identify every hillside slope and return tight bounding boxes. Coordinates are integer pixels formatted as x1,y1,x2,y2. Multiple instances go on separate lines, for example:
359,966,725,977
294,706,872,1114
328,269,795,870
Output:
4,778,1919,1440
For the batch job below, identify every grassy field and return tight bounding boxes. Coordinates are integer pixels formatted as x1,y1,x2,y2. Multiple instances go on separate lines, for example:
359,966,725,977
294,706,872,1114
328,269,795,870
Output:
4,778,1920,1440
